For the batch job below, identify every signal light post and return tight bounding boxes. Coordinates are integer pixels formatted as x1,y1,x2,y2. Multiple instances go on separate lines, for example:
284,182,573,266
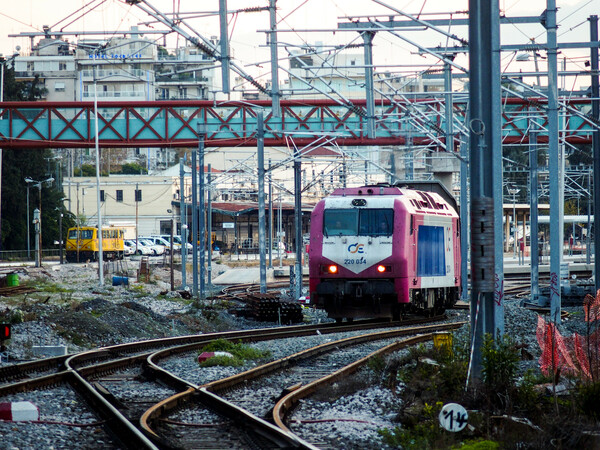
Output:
0,324,10,358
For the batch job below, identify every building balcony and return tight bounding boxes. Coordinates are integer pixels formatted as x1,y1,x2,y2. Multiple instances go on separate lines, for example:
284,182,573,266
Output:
81,90,147,99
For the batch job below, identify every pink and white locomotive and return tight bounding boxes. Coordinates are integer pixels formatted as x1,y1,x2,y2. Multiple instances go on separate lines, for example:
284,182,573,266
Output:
308,181,461,321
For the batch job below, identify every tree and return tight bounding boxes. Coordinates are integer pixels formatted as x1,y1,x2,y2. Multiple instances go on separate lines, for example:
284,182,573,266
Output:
120,162,147,175
74,164,101,177
1,66,74,251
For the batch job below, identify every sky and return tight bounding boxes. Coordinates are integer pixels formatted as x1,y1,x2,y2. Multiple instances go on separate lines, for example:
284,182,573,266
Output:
0,0,597,88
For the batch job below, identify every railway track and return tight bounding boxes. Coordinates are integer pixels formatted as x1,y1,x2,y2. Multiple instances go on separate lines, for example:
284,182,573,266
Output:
0,314,459,448
142,319,464,448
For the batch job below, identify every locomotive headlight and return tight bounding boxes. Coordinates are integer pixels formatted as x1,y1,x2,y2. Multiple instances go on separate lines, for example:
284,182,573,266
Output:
376,265,391,273
323,264,338,274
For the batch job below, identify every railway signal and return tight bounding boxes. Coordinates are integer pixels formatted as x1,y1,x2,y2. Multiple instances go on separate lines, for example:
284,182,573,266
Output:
0,324,10,341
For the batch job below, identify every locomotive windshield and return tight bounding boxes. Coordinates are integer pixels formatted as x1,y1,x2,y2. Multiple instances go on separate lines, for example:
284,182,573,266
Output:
324,208,393,236
67,229,93,240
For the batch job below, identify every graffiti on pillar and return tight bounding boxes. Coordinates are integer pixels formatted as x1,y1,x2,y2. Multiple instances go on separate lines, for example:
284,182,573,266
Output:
550,272,560,299
494,273,504,306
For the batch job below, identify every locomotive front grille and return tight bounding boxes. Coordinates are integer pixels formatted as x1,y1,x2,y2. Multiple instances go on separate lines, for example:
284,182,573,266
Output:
317,279,396,299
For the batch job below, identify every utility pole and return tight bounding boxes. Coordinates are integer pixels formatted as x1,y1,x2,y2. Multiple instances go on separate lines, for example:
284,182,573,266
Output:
218,0,230,93
170,218,174,291
135,183,139,255
268,161,273,270
590,15,600,292
547,0,562,324
467,0,502,382
93,63,104,285
59,210,63,265
269,0,281,117
207,164,213,289
179,157,186,289
294,144,302,300
362,31,376,139
257,112,267,293
198,123,207,298
529,127,540,304
192,142,198,296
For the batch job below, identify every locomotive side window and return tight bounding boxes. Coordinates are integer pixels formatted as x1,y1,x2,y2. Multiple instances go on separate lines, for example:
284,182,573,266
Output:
323,209,359,236
359,209,393,236
417,225,446,276
324,208,393,236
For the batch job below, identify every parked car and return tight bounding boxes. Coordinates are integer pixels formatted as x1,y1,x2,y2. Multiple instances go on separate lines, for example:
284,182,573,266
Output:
171,235,193,253
124,239,152,256
139,238,165,256
147,235,182,254
123,243,135,256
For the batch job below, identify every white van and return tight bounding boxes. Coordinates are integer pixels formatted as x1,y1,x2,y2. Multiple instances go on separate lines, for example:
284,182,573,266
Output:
147,235,182,254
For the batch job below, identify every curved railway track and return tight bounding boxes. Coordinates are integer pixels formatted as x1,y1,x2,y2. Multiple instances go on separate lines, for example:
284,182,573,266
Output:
142,320,464,448
0,312,460,449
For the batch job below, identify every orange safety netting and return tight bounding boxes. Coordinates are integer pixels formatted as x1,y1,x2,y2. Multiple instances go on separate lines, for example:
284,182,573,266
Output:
536,290,600,380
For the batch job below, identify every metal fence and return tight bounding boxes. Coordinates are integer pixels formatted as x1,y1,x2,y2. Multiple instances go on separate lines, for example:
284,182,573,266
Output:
0,249,61,262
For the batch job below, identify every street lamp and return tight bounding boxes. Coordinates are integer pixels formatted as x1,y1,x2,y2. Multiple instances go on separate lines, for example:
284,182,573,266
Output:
25,177,54,266
507,187,520,259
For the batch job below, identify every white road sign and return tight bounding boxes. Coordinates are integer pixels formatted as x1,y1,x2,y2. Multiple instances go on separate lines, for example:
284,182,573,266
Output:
439,403,468,432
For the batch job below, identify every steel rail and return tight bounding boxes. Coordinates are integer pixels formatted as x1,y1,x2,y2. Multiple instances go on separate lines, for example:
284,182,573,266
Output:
140,321,464,445
64,353,160,450
272,333,439,434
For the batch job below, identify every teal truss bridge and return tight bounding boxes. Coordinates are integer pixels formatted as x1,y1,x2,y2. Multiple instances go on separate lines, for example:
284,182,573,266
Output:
0,97,595,148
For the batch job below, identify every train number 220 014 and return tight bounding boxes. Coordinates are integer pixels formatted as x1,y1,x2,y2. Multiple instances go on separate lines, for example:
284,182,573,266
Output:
344,257,366,265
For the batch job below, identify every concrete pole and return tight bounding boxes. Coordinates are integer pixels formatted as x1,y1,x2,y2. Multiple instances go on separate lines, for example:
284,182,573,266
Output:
179,158,186,289
207,164,213,289
33,209,40,268
269,0,281,117
587,168,592,265
460,140,469,302
468,0,502,381
590,15,600,291
37,186,42,267
257,112,267,293
93,64,104,285
362,31,376,139
59,211,63,265
294,145,302,300
218,0,230,94
26,185,30,259
547,0,562,323
191,147,198,296
199,126,206,298
170,218,174,291
530,128,540,304
268,159,273,269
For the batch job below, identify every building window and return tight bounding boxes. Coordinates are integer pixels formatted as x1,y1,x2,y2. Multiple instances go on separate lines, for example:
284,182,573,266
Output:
116,190,123,202
100,190,105,202
135,189,142,202
54,82,65,92
59,62,67,71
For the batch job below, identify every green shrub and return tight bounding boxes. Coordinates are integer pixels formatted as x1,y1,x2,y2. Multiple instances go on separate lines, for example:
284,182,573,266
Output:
9,309,24,324
481,333,520,394
378,402,448,449
197,339,271,367
575,380,600,419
